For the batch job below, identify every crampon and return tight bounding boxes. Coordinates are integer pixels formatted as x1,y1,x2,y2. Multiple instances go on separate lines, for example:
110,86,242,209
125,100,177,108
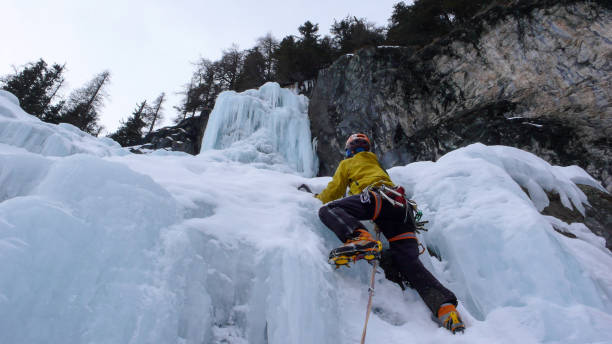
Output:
328,240,382,268
435,303,466,334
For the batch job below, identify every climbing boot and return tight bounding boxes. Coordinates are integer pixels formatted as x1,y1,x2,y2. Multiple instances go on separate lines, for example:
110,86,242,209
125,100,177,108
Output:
329,229,382,268
435,303,465,334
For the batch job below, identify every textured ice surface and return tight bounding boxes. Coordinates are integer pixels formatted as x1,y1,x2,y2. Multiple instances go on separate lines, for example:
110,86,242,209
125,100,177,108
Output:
0,91,126,157
1,90,612,343
201,82,318,177
388,144,612,342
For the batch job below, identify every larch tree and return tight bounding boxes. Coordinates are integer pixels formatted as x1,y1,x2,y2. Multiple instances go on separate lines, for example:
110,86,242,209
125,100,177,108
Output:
60,71,110,136
146,92,165,136
215,44,243,91
256,33,279,81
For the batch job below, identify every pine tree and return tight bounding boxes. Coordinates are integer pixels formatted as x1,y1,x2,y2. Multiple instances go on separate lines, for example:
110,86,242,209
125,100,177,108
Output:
273,35,301,84
296,21,322,81
0,59,65,122
109,101,147,146
298,21,320,46
60,71,110,136
236,48,266,91
273,21,336,84
386,0,487,47
331,16,385,54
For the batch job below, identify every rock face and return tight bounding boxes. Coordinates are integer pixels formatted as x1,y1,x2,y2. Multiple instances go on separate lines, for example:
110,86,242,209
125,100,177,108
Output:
134,115,208,155
309,0,611,192
542,185,612,251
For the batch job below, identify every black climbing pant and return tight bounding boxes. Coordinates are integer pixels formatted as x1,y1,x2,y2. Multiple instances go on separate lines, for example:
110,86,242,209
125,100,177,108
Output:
318,194,457,315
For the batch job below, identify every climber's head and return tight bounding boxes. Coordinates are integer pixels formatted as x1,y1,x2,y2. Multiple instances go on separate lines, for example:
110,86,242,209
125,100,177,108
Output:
345,133,371,158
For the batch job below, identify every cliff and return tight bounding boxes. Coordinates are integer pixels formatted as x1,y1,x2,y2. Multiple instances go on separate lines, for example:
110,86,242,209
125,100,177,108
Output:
309,0,611,193
133,115,208,155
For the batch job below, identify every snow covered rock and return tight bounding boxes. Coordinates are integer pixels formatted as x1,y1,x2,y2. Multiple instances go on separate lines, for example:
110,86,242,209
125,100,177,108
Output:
135,115,209,155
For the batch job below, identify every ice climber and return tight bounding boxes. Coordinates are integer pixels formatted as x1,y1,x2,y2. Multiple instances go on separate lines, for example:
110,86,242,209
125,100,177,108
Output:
315,133,465,334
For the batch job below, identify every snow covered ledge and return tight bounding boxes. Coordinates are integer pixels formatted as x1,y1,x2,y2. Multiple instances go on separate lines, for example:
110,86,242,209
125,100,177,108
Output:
0,90,125,157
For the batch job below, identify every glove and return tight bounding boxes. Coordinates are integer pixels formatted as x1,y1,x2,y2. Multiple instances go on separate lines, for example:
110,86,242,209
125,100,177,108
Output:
297,184,313,193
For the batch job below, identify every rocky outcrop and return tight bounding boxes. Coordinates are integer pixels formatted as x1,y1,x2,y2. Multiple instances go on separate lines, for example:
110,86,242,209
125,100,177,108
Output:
133,115,208,155
542,185,612,251
309,0,611,192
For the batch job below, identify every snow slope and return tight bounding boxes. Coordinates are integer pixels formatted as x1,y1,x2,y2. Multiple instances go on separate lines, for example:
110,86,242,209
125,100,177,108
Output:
1,85,612,344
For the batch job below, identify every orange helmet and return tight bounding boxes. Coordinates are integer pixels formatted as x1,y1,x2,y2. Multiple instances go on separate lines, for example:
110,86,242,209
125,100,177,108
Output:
345,133,371,157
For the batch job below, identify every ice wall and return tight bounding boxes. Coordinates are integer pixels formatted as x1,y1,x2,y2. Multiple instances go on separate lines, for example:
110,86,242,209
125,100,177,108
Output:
0,90,338,344
201,82,318,177
388,144,612,342
0,154,182,343
2,88,612,344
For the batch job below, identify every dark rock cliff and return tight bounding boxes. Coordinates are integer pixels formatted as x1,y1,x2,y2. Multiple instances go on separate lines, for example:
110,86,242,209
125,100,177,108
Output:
309,1,611,193
133,115,208,155
543,185,612,251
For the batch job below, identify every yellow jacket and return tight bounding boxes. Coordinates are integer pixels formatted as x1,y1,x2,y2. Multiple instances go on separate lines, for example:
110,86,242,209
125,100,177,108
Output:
316,151,394,204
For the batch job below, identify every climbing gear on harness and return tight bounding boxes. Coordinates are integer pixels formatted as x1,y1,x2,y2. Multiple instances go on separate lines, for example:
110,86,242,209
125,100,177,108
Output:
360,183,413,223
329,229,382,268
360,229,381,344
377,184,407,207
416,220,429,233
345,133,371,157
410,205,429,232
435,303,466,334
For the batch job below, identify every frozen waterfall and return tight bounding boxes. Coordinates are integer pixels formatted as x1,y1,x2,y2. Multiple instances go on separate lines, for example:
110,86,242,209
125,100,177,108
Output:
2,89,612,344
201,82,318,177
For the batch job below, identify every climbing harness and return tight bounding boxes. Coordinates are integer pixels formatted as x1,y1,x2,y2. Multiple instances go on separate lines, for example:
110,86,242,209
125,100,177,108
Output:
388,231,418,242
360,183,411,223
388,231,426,255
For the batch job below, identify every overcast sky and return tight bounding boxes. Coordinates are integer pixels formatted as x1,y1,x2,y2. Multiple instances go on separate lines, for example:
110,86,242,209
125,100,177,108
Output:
1,0,406,134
